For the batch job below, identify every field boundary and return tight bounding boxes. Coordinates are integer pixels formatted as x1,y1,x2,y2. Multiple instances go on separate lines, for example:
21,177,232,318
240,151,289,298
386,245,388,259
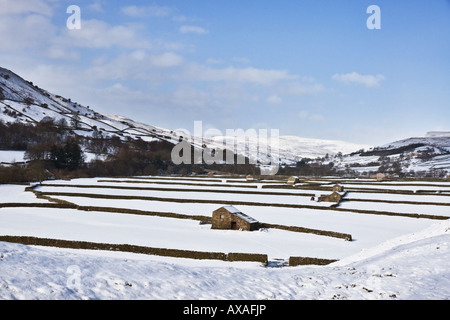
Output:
0,235,271,265
38,182,450,207
0,235,342,266
341,198,450,207
262,223,352,241
34,190,449,220
288,256,338,266
263,184,450,196
98,179,259,189
39,183,316,197
4,187,355,241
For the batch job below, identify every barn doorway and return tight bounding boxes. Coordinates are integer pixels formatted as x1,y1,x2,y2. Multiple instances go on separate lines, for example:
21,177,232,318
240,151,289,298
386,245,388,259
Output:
231,222,237,230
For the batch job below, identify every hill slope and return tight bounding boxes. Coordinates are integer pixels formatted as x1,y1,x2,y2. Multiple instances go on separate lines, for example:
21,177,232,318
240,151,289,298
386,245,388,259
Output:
0,67,182,145
0,66,372,166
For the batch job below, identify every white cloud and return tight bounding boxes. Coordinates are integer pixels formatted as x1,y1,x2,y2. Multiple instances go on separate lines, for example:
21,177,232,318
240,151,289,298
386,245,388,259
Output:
332,72,385,88
211,84,259,105
149,52,184,68
17,64,89,101
298,110,324,121
45,46,80,61
182,64,297,86
121,5,172,18
88,1,105,13
60,19,153,50
0,13,56,51
232,57,251,65
86,51,184,81
171,85,215,109
278,82,325,96
0,2,169,59
205,58,224,65
0,0,53,16
179,25,209,35
267,95,283,105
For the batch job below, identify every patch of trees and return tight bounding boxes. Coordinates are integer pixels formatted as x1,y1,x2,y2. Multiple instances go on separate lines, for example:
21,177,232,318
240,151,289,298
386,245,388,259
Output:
417,148,436,162
0,117,69,150
2,106,19,119
0,119,264,183
49,138,84,170
359,143,425,157
278,158,335,176
377,157,403,176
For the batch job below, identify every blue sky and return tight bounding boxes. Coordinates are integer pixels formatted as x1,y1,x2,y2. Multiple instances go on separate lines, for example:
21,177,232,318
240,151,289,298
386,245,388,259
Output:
1,0,449,146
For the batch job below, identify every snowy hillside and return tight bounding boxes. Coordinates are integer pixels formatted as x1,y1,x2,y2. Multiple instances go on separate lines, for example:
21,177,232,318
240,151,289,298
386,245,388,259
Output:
327,134,450,176
206,135,370,166
0,66,371,166
0,67,183,145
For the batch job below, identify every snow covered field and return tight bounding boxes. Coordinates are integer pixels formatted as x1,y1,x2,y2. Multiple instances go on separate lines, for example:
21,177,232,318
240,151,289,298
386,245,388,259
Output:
0,150,25,164
0,175,449,300
0,219,448,300
0,184,48,204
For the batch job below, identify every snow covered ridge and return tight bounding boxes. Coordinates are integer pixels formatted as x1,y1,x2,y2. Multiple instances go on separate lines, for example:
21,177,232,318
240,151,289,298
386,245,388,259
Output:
0,66,370,165
426,131,450,138
207,135,371,166
0,67,184,146
324,134,450,176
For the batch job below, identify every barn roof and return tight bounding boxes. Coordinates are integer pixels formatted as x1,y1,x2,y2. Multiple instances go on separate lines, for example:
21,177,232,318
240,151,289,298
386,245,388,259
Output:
222,205,259,224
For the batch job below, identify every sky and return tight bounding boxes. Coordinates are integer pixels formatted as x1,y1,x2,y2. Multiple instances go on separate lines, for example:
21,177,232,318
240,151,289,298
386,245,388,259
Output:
0,0,449,146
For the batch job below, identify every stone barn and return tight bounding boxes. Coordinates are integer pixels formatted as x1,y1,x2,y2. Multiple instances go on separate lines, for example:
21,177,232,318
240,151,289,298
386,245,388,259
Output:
211,206,260,231
332,184,344,192
318,191,344,203
287,176,299,185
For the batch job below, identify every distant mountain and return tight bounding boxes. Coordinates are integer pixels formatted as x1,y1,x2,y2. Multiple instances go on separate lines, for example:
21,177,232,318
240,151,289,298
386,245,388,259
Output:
205,135,371,166
425,131,450,138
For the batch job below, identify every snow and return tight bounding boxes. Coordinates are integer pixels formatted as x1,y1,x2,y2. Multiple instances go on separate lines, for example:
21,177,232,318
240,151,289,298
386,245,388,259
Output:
223,205,241,214
0,151,25,163
46,195,436,247
221,205,260,224
2,66,449,300
0,207,351,259
0,176,449,300
35,185,336,207
0,219,448,300
343,183,450,192
0,185,49,204
206,135,371,165
346,191,450,204
338,201,450,217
